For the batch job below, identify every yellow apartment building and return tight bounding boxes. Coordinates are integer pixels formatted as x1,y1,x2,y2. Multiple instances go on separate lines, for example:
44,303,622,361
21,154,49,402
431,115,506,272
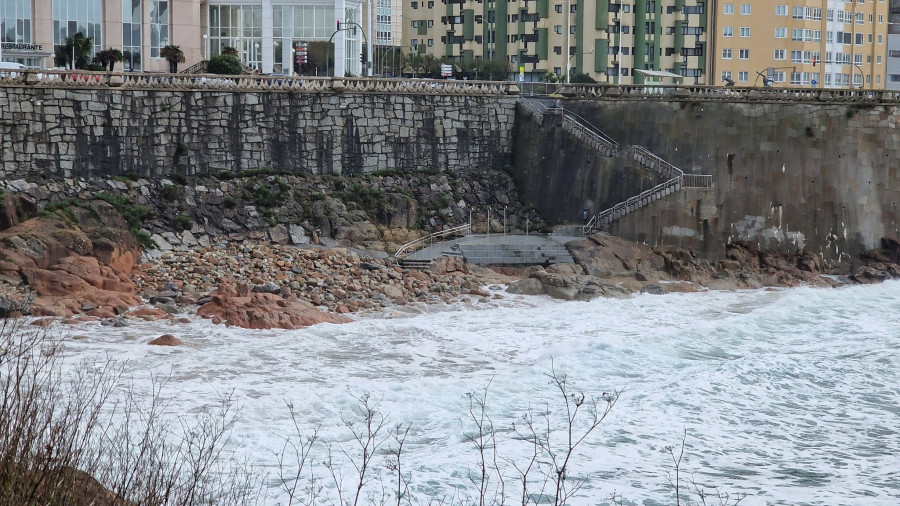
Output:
708,0,889,89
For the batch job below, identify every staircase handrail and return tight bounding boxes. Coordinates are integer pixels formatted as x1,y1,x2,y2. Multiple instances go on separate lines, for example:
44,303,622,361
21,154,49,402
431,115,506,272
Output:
181,60,208,74
591,176,683,231
631,145,683,179
395,223,471,259
551,107,620,148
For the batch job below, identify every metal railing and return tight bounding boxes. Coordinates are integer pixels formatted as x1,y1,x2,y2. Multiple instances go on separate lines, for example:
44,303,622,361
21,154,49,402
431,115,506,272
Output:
591,177,684,231
394,223,471,259
535,106,714,234
552,106,619,150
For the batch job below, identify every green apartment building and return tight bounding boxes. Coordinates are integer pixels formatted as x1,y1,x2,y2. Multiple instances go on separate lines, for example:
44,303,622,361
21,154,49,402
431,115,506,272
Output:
402,0,710,84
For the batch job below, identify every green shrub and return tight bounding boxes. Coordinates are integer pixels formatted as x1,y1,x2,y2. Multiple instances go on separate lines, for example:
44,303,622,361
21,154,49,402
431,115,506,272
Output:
173,214,192,230
160,184,179,202
207,54,242,75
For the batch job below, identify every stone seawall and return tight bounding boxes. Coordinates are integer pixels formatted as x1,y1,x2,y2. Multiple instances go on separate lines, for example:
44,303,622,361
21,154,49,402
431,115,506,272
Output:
0,88,517,179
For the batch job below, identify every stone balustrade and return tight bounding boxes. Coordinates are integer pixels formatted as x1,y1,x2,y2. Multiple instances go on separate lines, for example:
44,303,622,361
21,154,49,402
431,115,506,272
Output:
4,70,900,103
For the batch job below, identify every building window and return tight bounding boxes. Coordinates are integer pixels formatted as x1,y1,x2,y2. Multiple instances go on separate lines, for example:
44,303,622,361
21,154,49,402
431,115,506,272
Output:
740,4,750,15
738,71,748,82
775,5,787,16
723,4,733,14
411,1,418,8
739,26,749,37
53,0,104,59
427,39,433,46
123,0,142,70
775,27,786,38
739,49,749,59
554,46,561,55
722,48,732,59
722,70,732,80
774,49,785,60
554,25,562,34
555,4,562,13
1,0,32,46
149,1,169,58
878,55,883,64
428,20,434,27
723,26,733,37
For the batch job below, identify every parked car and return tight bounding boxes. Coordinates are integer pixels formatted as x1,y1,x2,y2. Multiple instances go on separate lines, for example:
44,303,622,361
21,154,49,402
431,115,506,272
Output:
0,62,27,78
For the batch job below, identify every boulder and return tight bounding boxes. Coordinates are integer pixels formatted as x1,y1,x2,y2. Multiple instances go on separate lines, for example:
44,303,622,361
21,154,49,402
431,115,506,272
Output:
149,334,183,346
197,279,352,329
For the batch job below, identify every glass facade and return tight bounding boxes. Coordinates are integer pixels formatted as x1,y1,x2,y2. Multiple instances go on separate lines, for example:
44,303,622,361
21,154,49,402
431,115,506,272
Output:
123,0,142,70
150,1,169,58
209,5,263,68
376,0,392,46
1,0,31,45
271,4,337,74
52,0,103,55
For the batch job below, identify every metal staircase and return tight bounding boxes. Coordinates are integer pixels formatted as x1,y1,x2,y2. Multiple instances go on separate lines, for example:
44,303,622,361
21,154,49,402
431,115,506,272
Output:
520,100,712,234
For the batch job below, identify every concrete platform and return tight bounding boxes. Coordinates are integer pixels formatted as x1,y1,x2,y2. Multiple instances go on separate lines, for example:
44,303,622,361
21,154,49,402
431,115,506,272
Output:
403,233,582,266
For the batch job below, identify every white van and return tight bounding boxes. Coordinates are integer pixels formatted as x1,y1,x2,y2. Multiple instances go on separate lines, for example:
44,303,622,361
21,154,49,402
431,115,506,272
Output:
0,62,27,78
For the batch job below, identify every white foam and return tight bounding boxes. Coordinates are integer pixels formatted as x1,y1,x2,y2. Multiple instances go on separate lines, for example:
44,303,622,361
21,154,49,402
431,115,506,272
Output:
55,281,900,505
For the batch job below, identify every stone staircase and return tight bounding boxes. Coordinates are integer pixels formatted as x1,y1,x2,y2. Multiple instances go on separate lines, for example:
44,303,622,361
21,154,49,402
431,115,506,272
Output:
451,239,574,266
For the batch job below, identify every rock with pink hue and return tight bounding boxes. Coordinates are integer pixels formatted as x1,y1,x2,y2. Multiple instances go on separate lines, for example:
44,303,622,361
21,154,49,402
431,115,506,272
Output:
197,279,352,330
148,334,183,346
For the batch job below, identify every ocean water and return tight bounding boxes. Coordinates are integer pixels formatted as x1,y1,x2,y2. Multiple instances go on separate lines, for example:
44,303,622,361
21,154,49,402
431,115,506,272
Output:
56,281,900,505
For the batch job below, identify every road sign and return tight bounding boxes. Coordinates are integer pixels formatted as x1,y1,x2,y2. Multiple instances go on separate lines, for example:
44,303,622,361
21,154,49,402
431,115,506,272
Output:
519,66,525,82
440,64,453,77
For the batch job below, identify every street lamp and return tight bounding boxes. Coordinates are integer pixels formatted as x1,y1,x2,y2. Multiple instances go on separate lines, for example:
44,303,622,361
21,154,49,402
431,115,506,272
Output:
203,34,208,60
853,63,864,89
254,42,260,69
567,49,594,84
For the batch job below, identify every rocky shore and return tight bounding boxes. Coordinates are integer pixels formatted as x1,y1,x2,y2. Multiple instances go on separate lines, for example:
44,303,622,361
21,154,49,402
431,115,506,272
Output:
2,182,899,332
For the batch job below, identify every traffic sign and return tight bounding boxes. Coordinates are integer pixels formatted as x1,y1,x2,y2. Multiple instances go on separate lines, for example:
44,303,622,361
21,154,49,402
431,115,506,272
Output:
440,64,453,77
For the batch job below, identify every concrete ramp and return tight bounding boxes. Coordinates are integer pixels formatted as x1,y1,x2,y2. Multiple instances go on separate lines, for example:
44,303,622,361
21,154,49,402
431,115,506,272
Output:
401,234,576,267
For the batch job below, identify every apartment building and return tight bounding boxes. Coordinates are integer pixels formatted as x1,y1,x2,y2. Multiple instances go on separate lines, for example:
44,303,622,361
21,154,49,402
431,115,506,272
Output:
708,0,889,89
403,0,709,84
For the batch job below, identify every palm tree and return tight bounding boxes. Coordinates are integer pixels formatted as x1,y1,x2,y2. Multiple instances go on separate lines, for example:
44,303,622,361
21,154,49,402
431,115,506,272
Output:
93,48,124,72
54,32,94,70
160,45,186,73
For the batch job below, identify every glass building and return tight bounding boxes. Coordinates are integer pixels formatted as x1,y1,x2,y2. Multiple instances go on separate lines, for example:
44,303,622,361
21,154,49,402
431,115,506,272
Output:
1,0,368,76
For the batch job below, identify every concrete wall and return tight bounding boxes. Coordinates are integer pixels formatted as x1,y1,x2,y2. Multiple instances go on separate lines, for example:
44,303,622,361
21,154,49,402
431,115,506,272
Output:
0,88,516,179
562,100,900,267
510,109,668,225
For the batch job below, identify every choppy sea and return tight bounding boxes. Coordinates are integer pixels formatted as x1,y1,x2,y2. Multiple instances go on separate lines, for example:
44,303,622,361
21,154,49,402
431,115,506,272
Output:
55,281,900,505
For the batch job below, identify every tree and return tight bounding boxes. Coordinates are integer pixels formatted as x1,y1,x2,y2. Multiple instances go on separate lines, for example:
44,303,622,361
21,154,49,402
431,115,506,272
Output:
482,57,512,81
93,48,124,72
569,72,597,84
160,44,186,73
54,32,93,70
222,46,239,57
207,54,242,75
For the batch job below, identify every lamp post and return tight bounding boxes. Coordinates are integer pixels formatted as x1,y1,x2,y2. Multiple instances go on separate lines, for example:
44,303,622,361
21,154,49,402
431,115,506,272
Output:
567,49,594,84
203,33,208,60
853,63,864,88
254,42,260,70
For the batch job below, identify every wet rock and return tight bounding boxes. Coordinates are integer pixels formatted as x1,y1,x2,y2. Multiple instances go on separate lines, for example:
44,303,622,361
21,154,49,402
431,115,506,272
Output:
148,334,183,346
